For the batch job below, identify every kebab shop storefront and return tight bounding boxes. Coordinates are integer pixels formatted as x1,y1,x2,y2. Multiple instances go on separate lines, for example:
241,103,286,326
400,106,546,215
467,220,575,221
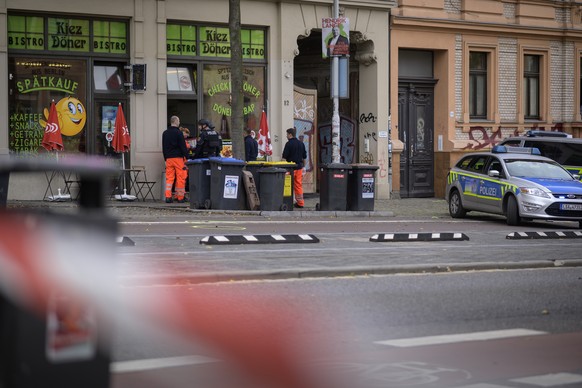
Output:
166,23,267,156
7,14,130,162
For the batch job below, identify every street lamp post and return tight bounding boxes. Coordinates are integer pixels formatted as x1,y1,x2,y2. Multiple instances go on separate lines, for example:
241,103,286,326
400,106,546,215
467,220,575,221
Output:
331,0,340,164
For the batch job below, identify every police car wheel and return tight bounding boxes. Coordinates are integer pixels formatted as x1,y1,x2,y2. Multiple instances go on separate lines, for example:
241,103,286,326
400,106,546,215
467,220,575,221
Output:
448,190,466,218
506,196,521,226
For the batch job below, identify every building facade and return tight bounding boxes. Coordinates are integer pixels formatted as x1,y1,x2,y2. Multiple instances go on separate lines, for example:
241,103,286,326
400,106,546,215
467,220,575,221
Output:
391,0,582,198
0,0,396,201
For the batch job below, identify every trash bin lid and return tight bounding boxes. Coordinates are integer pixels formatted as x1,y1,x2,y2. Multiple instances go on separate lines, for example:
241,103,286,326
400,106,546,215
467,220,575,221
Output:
186,158,209,165
258,167,287,174
350,163,379,170
208,156,246,166
264,161,297,167
246,161,264,166
321,163,351,170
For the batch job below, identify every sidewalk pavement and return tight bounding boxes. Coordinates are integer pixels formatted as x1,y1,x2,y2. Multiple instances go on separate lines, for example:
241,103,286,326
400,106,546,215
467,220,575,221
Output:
6,194,451,219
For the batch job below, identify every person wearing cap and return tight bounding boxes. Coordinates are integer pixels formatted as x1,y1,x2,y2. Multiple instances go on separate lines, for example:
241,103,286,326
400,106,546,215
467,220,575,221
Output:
194,119,223,158
162,115,189,203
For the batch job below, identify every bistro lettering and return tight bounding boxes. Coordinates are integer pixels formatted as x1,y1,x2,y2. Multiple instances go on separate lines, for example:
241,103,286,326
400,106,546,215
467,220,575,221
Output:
9,36,44,48
167,42,196,53
94,40,127,51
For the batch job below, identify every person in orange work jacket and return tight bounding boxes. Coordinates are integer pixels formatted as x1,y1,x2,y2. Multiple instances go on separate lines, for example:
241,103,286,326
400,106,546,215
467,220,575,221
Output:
162,116,189,203
282,127,307,208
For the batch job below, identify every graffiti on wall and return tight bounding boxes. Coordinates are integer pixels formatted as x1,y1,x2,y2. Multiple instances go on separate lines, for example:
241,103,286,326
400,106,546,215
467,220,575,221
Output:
293,86,317,193
377,147,389,180
462,123,564,150
319,116,356,164
294,118,315,173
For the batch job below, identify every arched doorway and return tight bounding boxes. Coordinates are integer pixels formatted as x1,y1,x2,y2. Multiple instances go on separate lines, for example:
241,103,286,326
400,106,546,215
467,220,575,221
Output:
293,30,361,192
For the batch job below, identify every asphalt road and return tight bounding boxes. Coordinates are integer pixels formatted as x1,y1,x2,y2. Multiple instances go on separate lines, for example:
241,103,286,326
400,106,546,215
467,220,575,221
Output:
111,267,582,388
116,215,582,285
3,200,582,388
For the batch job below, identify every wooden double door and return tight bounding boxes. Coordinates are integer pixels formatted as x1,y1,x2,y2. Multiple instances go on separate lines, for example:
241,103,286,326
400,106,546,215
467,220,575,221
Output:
398,81,435,198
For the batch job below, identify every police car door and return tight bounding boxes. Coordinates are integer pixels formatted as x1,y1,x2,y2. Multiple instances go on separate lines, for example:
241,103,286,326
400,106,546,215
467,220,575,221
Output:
476,157,504,214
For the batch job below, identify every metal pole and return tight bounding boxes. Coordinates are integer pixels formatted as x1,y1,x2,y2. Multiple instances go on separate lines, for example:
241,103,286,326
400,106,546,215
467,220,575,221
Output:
331,0,340,164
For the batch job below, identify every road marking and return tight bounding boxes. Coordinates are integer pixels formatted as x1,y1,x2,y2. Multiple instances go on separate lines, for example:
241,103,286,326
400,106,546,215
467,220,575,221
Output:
200,234,320,245
120,219,470,225
370,232,470,242
374,329,547,348
111,355,217,373
116,236,135,246
454,384,512,388
511,373,582,387
507,231,582,240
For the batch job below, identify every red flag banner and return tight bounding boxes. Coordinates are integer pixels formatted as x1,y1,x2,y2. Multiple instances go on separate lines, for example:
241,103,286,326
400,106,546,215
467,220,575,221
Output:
112,103,131,153
41,101,64,152
257,110,272,157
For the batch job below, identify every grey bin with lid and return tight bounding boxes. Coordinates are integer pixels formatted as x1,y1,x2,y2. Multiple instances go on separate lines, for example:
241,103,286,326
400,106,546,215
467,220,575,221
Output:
208,157,247,210
347,164,379,211
186,158,211,209
258,167,287,211
317,163,350,211
263,161,296,211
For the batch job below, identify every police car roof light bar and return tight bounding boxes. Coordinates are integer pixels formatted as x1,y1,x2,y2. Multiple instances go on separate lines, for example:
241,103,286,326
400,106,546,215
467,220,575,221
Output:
526,130,571,138
492,145,541,155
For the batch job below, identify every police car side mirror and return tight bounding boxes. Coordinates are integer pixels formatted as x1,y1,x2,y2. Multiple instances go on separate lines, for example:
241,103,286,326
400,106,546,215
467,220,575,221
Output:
574,174,581,180
488,170,500,178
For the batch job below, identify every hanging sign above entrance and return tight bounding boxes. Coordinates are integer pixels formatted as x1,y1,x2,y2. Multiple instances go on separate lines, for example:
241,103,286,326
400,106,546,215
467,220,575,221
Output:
322,17,350,59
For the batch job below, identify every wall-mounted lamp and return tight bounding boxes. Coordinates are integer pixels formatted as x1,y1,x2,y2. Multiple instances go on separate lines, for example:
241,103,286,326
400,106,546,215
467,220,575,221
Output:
123,64,147,92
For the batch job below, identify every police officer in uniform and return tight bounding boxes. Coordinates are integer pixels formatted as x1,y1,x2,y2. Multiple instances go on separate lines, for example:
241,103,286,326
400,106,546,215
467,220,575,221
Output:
194,119,223,158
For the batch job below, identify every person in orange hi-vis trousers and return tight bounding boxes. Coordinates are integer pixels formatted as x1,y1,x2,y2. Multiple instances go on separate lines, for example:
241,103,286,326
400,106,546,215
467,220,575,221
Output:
162,116,189,203
282,127,307,208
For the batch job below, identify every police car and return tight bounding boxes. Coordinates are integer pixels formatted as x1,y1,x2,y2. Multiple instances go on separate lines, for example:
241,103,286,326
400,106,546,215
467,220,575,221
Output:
445,145,582,227
499,131,582,177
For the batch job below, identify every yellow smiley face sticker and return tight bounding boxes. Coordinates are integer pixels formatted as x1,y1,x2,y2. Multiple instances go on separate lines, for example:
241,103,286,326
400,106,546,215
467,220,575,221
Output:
40,97,87,137
56,97,86,136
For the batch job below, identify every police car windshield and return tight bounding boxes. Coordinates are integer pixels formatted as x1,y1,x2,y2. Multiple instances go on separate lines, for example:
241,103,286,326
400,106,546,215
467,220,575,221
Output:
505,159,573,180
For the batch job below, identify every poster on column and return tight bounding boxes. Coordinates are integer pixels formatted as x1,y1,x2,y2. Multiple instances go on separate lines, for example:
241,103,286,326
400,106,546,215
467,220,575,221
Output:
322,17,349,59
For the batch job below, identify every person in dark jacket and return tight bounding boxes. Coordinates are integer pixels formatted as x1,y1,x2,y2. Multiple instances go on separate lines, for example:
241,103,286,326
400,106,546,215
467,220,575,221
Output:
194,119,222,158
282,127,307,208
162,115,189,203
244,128,258,161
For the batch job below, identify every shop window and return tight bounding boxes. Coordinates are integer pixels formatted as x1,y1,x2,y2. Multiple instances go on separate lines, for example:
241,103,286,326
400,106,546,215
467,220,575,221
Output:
469,52,487,119
524,54,540,119
202,64,265,141
8,57,87,155
167,66,196,93
94,65,125,92
7,15,45,50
